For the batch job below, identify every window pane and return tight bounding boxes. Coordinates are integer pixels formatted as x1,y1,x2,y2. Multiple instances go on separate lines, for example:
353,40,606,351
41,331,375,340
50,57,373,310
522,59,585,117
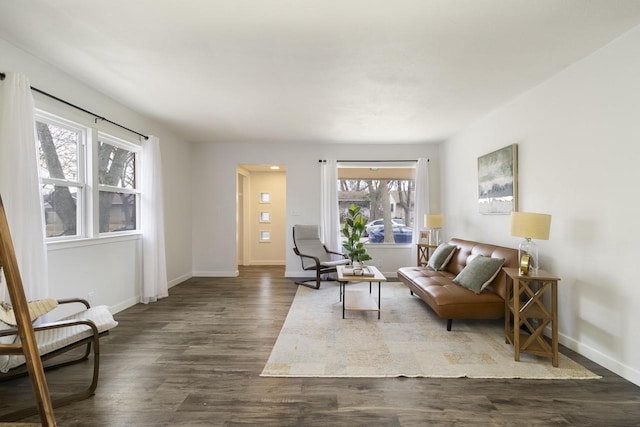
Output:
99,191,137,232
98,141,136,189
338,167,416,244
36,121,79,181
42,184,79,237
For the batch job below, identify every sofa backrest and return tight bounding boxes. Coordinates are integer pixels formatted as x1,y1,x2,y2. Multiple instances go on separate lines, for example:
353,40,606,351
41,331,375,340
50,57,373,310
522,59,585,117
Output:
446,238,519,300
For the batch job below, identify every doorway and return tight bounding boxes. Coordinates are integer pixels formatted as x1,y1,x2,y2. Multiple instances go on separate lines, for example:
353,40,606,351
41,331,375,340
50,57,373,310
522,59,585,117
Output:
236,164,287,266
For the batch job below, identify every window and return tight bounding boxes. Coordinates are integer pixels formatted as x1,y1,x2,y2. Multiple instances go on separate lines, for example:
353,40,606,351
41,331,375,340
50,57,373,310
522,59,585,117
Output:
338,162,416,244
36,114,85,238
98,134,139,233
35,110,141,240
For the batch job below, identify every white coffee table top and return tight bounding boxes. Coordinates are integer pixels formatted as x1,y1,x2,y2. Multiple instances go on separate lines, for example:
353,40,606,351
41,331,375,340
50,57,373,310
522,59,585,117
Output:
337,265,387,282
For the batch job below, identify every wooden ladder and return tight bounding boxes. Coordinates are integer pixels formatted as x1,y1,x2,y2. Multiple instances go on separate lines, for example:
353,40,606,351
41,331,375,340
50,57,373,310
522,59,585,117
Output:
0,195,56,426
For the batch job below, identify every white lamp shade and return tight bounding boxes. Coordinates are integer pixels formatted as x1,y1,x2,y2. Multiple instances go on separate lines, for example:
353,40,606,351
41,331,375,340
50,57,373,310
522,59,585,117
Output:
510,212,551,240
424,214,443,228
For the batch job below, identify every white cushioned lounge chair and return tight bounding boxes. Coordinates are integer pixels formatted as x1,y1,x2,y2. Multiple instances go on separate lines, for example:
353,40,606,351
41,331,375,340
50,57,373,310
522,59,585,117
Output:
292,224,349,289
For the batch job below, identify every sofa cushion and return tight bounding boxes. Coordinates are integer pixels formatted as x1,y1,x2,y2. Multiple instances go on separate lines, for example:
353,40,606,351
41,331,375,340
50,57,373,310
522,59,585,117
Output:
427,243,457,271
398,266,505,320
452,255,505,294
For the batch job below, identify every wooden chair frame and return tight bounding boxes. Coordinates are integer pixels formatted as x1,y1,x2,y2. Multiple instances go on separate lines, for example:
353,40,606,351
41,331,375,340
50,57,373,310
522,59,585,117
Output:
0,195,57,425
0,298,111,422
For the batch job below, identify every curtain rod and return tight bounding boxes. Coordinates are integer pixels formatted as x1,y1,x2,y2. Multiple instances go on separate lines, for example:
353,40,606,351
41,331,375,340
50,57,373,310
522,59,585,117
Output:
0,72,149,140
319,159,425,163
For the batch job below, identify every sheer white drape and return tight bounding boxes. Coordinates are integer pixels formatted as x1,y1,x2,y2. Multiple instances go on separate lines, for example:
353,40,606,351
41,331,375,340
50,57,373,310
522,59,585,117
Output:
412,158,430,258
141,135,168,303
0,72,49,300
320,159,341,254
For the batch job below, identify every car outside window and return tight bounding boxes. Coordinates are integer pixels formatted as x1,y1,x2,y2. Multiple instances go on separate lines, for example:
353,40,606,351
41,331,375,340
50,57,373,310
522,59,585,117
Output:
338,163,416,245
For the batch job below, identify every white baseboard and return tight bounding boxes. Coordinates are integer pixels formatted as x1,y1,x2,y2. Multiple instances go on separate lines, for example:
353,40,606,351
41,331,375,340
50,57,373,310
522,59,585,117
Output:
247,260,286,266
192,270,239,277
559,331,640,387
107,273,191,317
109,296,139,315
168,272,192,288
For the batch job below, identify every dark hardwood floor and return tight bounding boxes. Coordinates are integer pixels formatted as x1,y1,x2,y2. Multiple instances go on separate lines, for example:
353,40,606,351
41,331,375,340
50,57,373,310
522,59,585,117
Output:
1,265,639,426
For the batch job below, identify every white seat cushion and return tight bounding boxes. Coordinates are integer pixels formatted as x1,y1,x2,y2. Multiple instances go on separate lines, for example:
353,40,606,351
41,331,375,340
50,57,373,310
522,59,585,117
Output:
0,305,118,373
320,259,350,267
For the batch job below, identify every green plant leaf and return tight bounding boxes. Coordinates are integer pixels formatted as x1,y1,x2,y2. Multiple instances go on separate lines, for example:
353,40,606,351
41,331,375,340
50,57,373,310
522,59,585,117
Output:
342,203,371,263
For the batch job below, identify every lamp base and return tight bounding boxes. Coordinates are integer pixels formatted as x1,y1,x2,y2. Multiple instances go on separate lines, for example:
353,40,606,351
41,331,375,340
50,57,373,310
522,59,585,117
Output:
428,229,441,246
518,238,538,275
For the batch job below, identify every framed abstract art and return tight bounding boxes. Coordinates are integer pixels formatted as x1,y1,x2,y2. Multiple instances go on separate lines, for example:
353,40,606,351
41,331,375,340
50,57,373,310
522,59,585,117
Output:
478,144,518,214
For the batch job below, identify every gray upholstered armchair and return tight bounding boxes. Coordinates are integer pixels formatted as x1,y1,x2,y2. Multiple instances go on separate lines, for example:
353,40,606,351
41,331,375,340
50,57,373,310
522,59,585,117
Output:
292,225,349,289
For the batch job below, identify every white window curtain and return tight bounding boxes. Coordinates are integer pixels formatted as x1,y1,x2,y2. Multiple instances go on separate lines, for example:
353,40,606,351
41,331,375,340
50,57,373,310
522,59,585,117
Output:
319,159,341,254
412,158,430,257
141,135,168,303
0,72,49,300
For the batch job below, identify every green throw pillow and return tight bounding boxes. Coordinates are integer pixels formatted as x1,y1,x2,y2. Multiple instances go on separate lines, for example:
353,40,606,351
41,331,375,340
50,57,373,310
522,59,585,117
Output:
452,256,505,294
427,243,457,271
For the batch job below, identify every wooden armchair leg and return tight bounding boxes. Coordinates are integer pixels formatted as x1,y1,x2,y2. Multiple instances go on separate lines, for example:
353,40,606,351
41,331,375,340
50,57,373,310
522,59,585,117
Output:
294,278,320,289
0,334,101,422
294,267,323,289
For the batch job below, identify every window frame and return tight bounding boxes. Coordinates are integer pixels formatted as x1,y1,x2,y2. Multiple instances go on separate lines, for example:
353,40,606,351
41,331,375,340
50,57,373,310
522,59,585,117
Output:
337,162,417,246
96,132,141,236
35,109,143,243
35,110,87,241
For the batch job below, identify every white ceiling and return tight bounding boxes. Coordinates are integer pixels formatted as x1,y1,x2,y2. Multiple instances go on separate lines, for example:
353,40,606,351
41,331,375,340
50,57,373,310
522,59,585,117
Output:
1,1,640,145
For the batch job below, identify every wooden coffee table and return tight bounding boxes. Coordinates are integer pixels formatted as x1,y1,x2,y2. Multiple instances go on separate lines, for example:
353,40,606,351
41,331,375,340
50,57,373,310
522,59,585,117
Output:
337,265,387,319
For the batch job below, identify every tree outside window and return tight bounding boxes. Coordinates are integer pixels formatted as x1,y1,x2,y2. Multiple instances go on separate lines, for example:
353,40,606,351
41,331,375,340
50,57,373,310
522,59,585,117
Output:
338,164,416,244
98,136,139,233
36,118,83,237
36,111,141,239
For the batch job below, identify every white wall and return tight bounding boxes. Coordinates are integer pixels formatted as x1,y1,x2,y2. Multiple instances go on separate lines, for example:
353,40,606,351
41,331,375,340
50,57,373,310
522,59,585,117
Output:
192,142,441,277
0,39,193,311
443,26,640,386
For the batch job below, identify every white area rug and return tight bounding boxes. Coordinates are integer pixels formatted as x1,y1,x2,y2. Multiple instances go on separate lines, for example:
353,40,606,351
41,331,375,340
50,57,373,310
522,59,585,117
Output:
261,281,601,379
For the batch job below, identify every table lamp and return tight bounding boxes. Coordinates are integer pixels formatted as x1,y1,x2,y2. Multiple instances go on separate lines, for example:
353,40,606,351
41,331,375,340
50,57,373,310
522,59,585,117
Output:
510,212,551,275
424,214,443,245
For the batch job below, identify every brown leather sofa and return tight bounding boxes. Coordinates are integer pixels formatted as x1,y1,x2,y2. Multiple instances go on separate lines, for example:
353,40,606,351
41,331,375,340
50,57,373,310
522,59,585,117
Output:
397,238,519,331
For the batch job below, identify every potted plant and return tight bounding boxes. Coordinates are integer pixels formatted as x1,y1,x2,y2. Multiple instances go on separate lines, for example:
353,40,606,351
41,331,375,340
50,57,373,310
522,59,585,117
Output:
341,204,372,270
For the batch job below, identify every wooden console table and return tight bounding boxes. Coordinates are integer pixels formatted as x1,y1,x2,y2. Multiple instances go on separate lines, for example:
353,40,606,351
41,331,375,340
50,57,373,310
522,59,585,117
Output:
416,243,438,266
503,267,561,367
